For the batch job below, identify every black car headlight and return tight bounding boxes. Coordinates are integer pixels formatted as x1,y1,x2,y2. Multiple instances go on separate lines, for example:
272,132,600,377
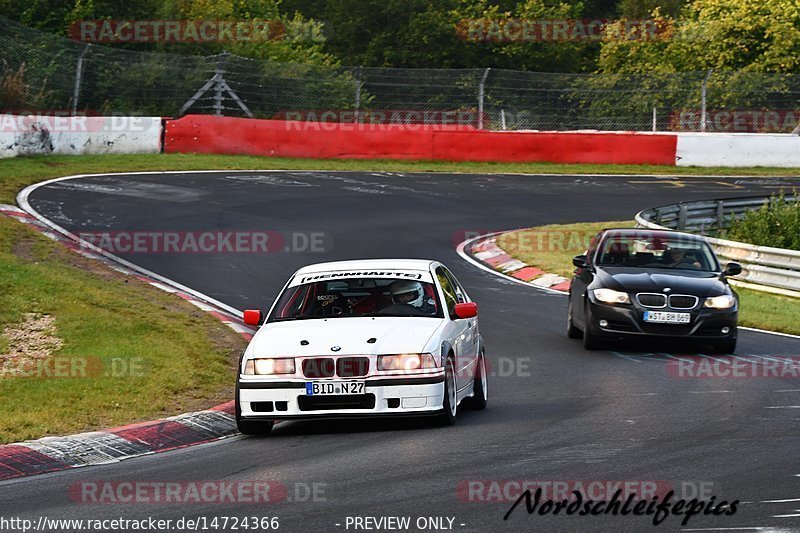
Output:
703,295,736,309
592,288,631,304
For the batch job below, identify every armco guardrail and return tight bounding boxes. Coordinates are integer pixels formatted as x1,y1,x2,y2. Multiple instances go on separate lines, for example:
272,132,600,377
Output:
635,196,800,297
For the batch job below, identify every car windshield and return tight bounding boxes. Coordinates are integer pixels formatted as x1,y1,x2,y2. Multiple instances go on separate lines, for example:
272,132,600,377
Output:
596,234,719,272
268,277,443,322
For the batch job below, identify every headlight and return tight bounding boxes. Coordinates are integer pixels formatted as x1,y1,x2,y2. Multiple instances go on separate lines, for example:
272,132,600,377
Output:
592,288,630,304
378,353,437,371
704,295,735,309
243,358,296,375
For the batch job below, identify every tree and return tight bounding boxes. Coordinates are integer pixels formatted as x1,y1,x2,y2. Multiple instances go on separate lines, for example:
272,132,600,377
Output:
597,0,800,73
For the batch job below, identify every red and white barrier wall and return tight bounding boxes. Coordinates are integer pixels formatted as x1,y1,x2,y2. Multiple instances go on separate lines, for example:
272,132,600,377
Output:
163,115,678,165
0,115,162,158
675,133,800,167
4,113,800,167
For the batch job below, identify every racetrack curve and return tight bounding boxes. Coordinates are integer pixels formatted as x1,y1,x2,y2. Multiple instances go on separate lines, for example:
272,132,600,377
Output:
4,171,800,533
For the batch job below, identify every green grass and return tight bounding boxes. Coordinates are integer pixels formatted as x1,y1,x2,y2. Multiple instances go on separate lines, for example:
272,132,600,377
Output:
1,153,800,204
0,216,244,443
498,221,626,278
498,222,800,336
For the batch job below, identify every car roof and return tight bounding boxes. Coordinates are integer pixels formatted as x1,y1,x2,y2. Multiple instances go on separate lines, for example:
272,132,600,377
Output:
294,259,436,275
599,228,707,242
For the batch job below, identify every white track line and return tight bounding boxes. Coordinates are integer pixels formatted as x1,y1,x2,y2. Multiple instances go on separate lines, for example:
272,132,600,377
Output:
612,352,642,363
663,354,695,363
681,526,781,531
16,172,256,319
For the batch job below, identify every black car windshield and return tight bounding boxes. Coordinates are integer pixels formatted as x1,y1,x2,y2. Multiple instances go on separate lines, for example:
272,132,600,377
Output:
268,277,443,322
596,235,719,272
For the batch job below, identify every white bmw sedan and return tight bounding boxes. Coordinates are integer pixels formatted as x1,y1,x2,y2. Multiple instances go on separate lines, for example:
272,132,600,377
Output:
236,259,487,434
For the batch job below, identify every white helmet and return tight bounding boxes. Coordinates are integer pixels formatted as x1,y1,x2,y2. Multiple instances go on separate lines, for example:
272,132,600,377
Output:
390,280,424,308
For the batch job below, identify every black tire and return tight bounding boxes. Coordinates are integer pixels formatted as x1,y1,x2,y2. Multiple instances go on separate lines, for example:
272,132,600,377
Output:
436,357,458,426
463,350,488,410
235,383,274,436
582,304,603,350
567,299,582,339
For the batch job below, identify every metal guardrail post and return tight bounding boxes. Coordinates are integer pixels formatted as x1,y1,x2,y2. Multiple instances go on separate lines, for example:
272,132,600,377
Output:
716,200,724,230
354,66,362,121
478,68,490,130
213,52,229,116
678,204,688,230
700,70,713,133
71,44,90,116
178,52,253,118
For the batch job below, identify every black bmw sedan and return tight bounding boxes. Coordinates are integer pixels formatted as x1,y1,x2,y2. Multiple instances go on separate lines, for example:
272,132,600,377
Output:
567,228,742,353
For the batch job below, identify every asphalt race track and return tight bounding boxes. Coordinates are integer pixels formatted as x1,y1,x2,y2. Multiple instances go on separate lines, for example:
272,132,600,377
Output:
4,171,800,532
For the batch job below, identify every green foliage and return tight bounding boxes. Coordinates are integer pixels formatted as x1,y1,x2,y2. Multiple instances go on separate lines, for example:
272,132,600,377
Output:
598,0,800,74
278,0,604,71
0,61,51,109
725,192,800,250
2,0,799,79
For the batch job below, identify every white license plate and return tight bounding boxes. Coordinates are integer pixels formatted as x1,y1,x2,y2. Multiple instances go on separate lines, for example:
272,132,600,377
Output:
643,311,691,324
305,381,365,396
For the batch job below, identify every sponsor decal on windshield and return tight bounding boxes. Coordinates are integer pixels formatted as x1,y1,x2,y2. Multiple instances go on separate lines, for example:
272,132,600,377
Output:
295,271,427,285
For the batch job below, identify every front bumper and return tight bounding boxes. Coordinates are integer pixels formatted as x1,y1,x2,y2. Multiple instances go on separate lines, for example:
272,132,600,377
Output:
586,297,737,341
238,375,445,420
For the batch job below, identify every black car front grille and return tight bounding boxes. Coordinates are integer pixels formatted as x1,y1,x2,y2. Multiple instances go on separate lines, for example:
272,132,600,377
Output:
302,358,335,378
302,357,370,377
298,394,376,411
336,357,370,377
636,293,666,308
669,295,698,309
640,323,694,335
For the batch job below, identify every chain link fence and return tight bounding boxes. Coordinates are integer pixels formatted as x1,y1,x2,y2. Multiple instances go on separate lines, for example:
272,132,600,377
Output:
3,16,800,132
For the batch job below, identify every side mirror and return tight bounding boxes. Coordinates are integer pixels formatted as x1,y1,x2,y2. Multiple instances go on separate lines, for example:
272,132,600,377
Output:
723,262,742,277
453,302,478,319
572,255,588,268
243,309,263,327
